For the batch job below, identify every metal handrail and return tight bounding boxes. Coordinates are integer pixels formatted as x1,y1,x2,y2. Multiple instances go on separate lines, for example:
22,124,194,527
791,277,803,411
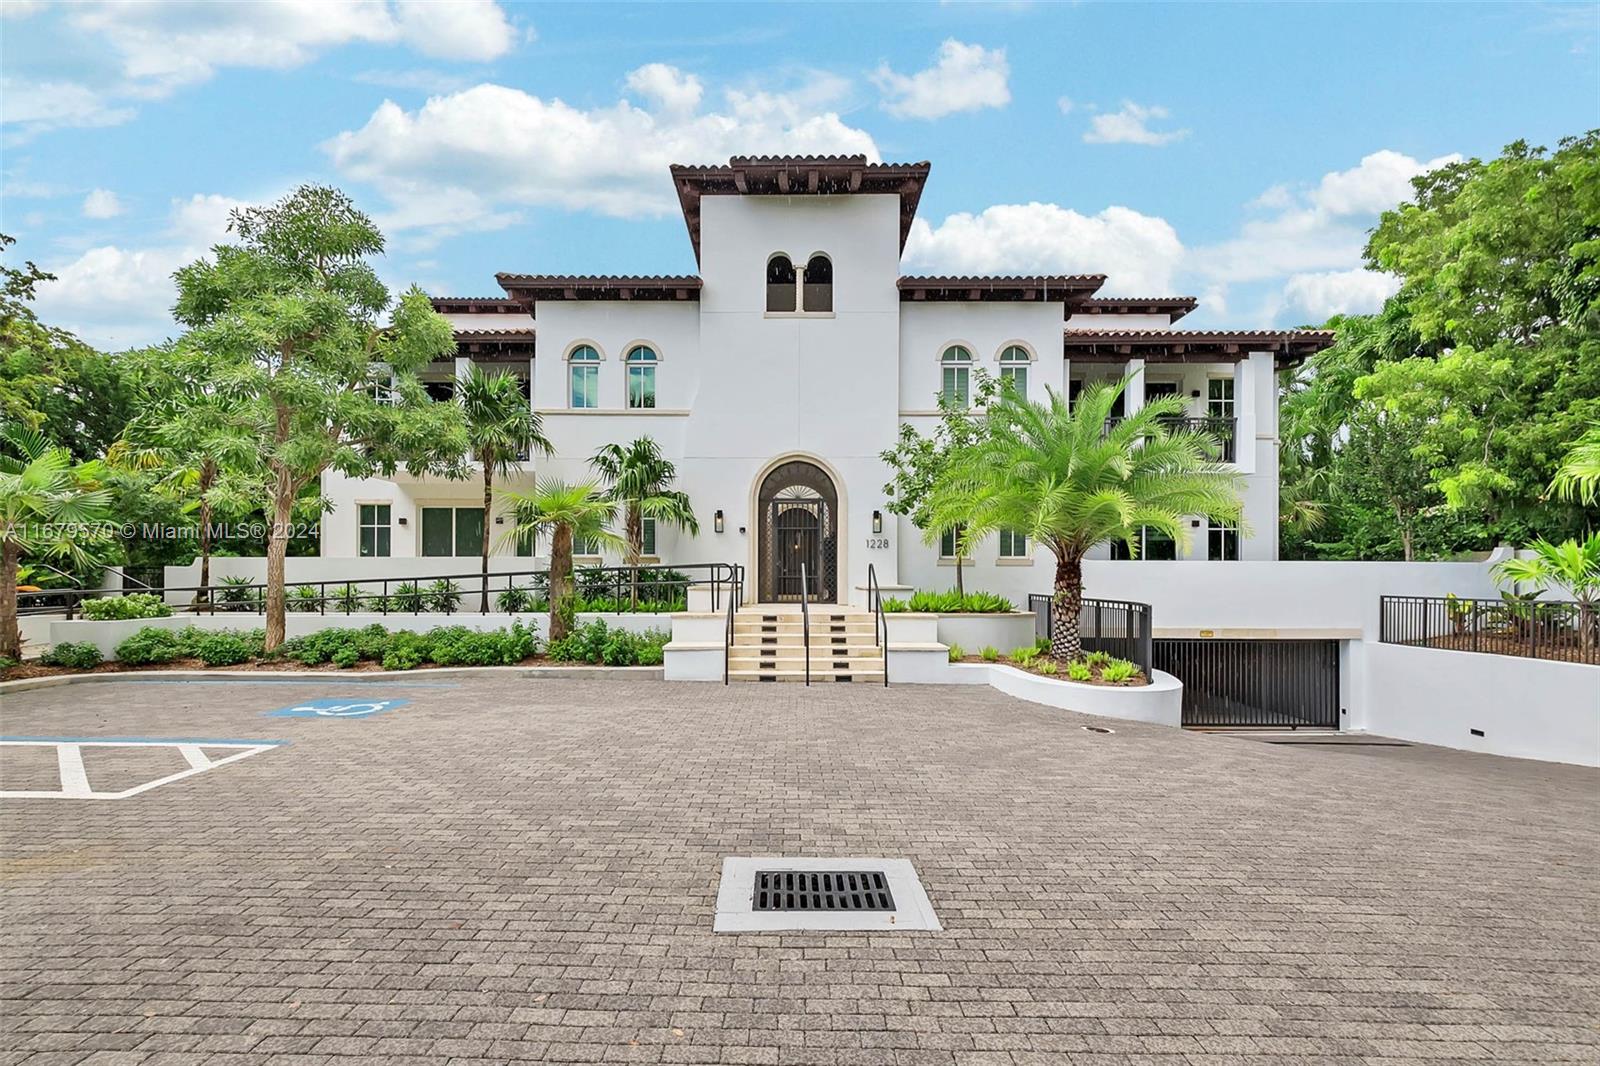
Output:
18,561,741,618
800,562,811,687
866,562,888,686
723,564,741,685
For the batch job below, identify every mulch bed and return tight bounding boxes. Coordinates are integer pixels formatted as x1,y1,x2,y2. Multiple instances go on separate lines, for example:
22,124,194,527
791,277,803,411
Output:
1404,632,1597,665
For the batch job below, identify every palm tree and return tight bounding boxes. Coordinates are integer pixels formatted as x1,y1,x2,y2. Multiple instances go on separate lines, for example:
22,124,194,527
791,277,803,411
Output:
1550,423,1600,506
500,478,622,642
1492,533,1600,653
925,376,1244,663
1,426,113,659
590,437,698,605
459,366,552,612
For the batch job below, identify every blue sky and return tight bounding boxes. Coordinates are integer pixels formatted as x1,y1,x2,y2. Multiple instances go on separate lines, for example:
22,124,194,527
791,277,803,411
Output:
2,0,1596,350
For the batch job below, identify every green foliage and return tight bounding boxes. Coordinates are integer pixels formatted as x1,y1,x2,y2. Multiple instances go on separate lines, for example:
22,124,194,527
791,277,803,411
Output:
1065,660,1091,681
425,622,538,666
498,584,533,613
0,655,18,671
502,478,622,643
287,585,321,613
1493,533,1600,607
545,618,668,666
424,579,461,614
879,596,908,613
1084,650,1112,666
216,576,262,612
590,438,699,573
946,642,963,662
41,641,102,669
114,626,186,665
1551,423,1600,506
1100,659,1138,683
1036,660,1059,676
80,593,172,620
381,631,430,671
391,582,425,612
979,645,999,662
275,624,392,667
188,630,256,666
1008,645,1038,666
901,588,1016,613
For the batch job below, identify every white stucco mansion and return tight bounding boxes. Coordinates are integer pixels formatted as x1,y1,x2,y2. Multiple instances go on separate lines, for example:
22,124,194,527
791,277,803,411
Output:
323,154,1333,605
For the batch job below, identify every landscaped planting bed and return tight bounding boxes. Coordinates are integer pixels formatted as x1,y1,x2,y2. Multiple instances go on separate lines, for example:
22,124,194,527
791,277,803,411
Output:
944,638,1151,686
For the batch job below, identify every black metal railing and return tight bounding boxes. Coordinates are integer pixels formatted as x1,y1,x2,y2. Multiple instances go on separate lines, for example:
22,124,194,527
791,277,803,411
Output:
1029,594,1154,673
1103,415,1235,462
722,563,744,685
1379,594,1599,665
20,562,741,620
800,562,811,687
866,562,889,686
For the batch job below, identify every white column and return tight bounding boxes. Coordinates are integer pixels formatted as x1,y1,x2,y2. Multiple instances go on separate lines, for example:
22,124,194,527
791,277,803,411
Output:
528,355,537,413
1123,358,1145,413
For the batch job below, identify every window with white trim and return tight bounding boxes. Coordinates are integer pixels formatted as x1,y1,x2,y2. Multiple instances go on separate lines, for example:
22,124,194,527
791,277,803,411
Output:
1207,377,1235,419
568,345,600,409
625,345,657,409
998,528,1028,558
802,254,832,312
573,533,601,557
766,254,797,312
420,506,484,557
1208,521,1240,561
940,346,972,408
999,345,1029,396
358,503,391,557
1110,527,1177,561
939,524,967,560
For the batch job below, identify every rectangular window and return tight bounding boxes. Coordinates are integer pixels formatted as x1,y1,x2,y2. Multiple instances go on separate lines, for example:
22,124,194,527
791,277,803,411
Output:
358,503,391,558
641,517,657,556
939,524,966,559
1209,522,1240,561
998,529,1028,558
941,366,969,408
1000,364,1027,396
573,533,601,557
627,364,656,409
515,527,535,557
1112,527,1176,561
570,364,599,409
420,506,484,557
1207,377,1235,419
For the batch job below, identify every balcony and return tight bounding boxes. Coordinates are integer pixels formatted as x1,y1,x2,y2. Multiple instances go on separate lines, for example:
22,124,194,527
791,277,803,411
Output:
1101,415,1236,462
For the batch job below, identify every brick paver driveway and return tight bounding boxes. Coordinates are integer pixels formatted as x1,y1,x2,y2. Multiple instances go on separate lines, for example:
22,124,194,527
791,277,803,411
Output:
3,676,1597,1065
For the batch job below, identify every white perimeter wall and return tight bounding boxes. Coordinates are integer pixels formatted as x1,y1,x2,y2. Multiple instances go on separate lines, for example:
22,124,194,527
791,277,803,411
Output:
1357,643,1599,766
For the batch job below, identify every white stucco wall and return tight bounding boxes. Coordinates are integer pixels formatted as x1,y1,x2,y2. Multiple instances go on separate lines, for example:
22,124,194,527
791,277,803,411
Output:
1356,642,1600,766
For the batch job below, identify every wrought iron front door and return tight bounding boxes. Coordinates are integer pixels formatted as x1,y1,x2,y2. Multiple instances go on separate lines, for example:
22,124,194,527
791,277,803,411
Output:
773,501,822,601
756,460,839,602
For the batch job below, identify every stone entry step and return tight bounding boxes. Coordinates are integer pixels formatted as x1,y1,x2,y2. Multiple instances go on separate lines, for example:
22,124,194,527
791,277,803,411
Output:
726,606,885,683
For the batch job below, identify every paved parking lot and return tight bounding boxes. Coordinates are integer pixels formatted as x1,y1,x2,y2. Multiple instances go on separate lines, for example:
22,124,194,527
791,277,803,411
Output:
2,676,1597,1065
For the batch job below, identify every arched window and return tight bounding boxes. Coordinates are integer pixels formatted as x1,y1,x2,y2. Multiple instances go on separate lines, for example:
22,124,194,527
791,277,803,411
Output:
568,344,600,409
766,254,796,312
999,344,1030,396
802,254,833,312
940,345,972,408
625,345,657,410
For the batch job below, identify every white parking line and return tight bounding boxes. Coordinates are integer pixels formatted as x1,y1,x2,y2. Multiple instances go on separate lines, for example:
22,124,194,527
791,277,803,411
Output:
1,738,283,801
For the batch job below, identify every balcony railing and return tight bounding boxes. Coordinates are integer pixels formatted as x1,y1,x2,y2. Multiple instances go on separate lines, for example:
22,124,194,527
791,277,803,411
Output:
1103,415,1236,462
1379,594,1599,665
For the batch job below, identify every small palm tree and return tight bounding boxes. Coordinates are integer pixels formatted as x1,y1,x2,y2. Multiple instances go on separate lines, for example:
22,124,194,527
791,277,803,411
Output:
459,366,552,612
1,426,114,659
1550,423,1600,506
925,376,1244,663
1492,533,1600,653
590,437,698,605
500,478,622,642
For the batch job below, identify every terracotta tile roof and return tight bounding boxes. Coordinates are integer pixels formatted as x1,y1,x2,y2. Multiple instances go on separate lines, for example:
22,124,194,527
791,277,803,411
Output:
430,296,527,314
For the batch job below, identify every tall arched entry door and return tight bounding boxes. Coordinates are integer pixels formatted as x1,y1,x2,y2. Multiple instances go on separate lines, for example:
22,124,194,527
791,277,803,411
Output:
757,460,839,603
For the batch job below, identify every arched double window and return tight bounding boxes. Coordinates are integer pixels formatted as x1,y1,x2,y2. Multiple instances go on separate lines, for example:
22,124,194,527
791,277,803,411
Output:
940,345,973,408
568,344,600,409
998,344,1031,396
625,345,657,409
766,252,833,313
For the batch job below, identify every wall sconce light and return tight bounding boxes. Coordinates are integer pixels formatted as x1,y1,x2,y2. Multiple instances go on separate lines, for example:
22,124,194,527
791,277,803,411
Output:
872,510,883,535
397,516,408,526
1190,519,1202,528
494,515,504,525
714,509,725,534
1190,389,1202,398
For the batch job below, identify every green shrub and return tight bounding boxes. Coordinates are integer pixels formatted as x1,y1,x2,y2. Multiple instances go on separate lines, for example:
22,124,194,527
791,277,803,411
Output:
946,642,964,662
498,584,532,613
1065,660,1091,681
426,622,538,666
546,619,663,665
1037,660,1059,676
1101,658,1138,683
331,645,360,669
635,632,667,666
334,584,365,614
80,593,172,621
114,626,186,665
879,596,909,613
216,576,261,612
979,645,1000,662
381,631,430,670
392,582,425,612
287,585,321,613
41,641,103,669
963,591,1016,613
425,579,461,614
190,630,254,666
0,655,18,671
904,589,1016,614
365,594,391,614
1008,646,1037,665
1084,650,1112,666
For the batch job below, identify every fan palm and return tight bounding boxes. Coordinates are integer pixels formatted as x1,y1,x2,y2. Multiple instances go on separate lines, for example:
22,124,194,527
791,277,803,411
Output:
1492,533,1600,652
1550,423,1600,507
925,376,1244,663
500,478,623,642
459,366,552,611
590,437,698,605
1,426,114,658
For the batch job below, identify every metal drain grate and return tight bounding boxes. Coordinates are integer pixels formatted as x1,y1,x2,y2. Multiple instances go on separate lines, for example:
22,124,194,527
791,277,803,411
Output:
753,870,895,911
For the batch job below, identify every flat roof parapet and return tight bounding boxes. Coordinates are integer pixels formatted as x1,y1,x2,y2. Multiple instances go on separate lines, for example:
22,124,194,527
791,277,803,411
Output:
899,275,1107,302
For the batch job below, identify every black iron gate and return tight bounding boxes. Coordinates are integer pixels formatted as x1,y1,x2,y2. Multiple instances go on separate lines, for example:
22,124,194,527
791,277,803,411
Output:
772,500,823,601
1155,639,1340,728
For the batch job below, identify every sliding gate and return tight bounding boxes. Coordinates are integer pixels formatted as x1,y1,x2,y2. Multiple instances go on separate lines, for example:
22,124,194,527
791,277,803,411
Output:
1155,639,1340,729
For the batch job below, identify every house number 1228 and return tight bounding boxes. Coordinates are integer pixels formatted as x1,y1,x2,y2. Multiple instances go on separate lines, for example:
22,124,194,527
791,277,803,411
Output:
865,537,890,549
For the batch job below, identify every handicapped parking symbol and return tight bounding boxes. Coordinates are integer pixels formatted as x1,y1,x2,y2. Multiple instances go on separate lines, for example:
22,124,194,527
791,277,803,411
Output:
265,698,409,719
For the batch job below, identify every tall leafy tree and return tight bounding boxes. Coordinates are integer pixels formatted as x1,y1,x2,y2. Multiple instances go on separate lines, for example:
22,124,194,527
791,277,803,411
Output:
589,436,698,604
502,479,622,642
161,185,467,650
925,378,1242,662
0,427,113,659
458,365,551,612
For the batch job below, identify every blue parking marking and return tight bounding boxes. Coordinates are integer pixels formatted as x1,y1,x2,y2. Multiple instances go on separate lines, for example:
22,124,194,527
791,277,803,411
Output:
264,698,410,719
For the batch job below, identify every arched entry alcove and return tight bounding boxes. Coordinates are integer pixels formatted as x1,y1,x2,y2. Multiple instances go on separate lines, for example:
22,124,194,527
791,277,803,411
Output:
756,459,839,602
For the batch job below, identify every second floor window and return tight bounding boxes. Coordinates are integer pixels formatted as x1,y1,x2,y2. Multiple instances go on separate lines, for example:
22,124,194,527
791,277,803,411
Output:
568,345,600,409
767,254,797,312
999,345,1029,396
358,503,391,558
1111,526,1176,561
941,345,972,408
641,517,657,556
999,528,1028,558
1209,521,1240,561
939,523,967,559
802,254,832,312
1208,377,1235,419
625,345,657,409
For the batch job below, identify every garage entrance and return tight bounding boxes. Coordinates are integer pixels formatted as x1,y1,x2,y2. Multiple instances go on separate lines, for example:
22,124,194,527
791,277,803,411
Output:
1155,639,1340,729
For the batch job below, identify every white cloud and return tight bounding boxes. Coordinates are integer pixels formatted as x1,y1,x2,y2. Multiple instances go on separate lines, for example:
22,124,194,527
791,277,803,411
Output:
325,69,879,234
1082,101,1187,146
903,202,1184,295
872,39,1010,120
1309,148,1458,216
81,188,125,219
1280,268,1401,320
3,1,519,137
